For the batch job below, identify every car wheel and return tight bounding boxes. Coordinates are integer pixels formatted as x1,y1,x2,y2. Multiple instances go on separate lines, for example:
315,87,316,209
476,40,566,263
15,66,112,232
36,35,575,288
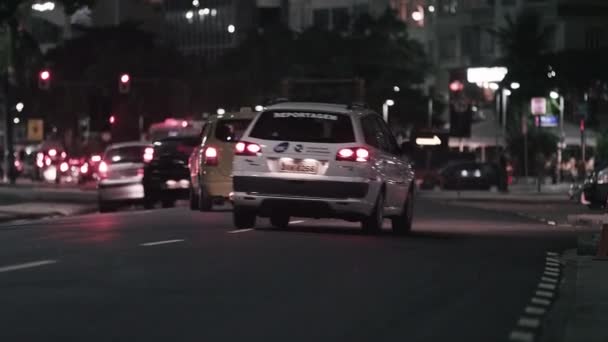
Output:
161,198,176,208
392,188,414,235
198,185,213,212
233,206,256,229
270,214,290,229
362,191,384,234
98,201,115,213
189,185,199,210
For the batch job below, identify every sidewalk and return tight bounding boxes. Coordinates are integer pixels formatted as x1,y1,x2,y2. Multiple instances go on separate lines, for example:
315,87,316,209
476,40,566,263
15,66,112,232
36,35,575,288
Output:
420,189,569,204
0,202,97,224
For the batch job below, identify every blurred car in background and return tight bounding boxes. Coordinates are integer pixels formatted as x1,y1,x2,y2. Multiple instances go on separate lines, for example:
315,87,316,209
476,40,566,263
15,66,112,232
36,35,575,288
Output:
580,167,608,210
97,142,151,212
189,109,256,211
143,136,199,208
421,161,500,190
78,153,103,184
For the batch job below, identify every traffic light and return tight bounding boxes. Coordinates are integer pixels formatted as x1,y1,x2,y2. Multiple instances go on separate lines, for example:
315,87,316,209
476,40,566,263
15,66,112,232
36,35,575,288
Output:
38,69,51,90
118,73,130,94
109,115,116,124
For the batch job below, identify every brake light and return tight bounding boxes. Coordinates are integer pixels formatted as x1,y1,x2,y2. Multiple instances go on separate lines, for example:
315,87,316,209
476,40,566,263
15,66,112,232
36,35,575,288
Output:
143,147,154,163
98,161,108,178
204,147,219,166
91,155,101,163
235,142,261,156
48,149,57,157
336,147,370,162
60,162,69,173
80,163,89,174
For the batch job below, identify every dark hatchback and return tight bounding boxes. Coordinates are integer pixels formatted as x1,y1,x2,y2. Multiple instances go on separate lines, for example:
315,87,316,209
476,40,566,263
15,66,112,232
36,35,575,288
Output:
422,161,500,190
143,136,200,208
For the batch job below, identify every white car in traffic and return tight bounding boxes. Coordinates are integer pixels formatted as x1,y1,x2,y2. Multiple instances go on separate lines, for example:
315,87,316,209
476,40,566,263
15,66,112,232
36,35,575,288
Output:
232,102,415,234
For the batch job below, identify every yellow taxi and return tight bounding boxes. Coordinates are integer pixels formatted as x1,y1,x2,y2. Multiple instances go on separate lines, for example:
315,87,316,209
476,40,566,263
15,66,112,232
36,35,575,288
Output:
188,108,257,211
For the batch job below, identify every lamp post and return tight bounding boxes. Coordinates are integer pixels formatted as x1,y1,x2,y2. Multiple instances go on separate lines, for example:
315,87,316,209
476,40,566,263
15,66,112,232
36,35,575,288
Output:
382,99,394,123
550,91,565,183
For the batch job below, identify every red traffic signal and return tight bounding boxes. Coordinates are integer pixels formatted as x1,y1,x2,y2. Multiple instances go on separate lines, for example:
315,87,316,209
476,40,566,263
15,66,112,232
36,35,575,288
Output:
118,73,131,94
38,69,51,90
109,115,116,124
449,80,464,92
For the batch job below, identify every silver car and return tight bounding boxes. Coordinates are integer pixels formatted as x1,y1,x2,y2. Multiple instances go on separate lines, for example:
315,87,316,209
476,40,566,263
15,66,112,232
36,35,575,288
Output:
232,102,416,234
97,141,152,212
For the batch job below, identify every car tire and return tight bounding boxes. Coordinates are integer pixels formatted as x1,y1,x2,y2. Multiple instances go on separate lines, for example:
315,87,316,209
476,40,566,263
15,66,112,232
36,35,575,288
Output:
189,186,199,210
362,191,384,234
161,198,176,208
198,185,213,212
270,214,290,229
392,187,414,235
98,201,115,213
233,206,256,229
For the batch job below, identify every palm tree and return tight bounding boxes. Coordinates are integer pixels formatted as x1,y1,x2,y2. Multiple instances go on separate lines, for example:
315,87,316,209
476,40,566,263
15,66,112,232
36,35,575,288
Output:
490,9,555,97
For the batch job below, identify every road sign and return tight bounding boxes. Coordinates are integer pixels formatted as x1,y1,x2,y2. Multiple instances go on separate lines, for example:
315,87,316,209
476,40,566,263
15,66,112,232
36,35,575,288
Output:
540,115,558,127
27,119,44,141
531,97,546,115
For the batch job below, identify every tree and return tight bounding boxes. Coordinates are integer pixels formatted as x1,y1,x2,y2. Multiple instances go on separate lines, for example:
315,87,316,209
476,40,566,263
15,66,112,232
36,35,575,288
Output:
491,9,555,100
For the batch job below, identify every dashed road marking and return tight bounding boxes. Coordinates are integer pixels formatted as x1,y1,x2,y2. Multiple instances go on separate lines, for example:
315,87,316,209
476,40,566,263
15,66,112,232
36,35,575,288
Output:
517,317,541,328
544,271,560,277
509,330,534,342
525,306,547,315
0,260,58,273
546,257,559,263
289,220,305,224
539,283,557,290
140,239,184,246
227,228,254,234
547,251,559,257
536,290,555,298
531,297,551,306
546,261,560,267
546,267,560,273
541,276,558,284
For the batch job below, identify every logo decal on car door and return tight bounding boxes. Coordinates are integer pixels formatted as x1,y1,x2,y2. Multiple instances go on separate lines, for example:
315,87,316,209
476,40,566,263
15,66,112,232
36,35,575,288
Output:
274,142,289,153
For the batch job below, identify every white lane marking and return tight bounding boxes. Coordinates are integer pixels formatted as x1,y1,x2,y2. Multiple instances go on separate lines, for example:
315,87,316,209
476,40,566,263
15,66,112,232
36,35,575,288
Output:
525,306,547,315
509,330,534,342
547,220,557,226
140,239,184,246
289,220,305,224
531,297,551,306
546,257,559,263
546,261,560,267
0,260,58,273
227,228,254,234
539,283,557,290
536,290,554,298
544,271,560,277
517,317,541,328
546,251,559,256
546,267,560,273
541,276,558,284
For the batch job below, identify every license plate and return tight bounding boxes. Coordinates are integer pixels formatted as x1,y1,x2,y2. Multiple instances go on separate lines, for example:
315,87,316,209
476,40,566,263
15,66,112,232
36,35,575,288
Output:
280,159,318,174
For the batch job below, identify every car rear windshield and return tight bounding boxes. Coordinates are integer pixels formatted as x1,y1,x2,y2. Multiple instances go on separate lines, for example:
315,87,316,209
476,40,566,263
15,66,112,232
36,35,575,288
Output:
154,137,200,158
215,119,251,142
249,111,355,143
105,146,147,164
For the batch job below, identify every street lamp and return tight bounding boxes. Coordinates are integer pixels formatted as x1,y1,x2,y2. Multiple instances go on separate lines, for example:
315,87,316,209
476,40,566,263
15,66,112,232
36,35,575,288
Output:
227,25,236,34
393,86,400,92
550,91,559,100
217,108,226,115
13,117,20,124
15,102,24,112
382,99,395,123
428,5,435,12
254,105,264,112
510,82,520,90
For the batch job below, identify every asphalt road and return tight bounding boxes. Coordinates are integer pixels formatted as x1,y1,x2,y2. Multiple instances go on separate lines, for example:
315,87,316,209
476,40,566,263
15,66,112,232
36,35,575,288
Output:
0,198,578,342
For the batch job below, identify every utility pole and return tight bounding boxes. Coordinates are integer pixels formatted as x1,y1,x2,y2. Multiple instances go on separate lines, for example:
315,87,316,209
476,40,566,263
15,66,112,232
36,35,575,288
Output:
3,19,17,184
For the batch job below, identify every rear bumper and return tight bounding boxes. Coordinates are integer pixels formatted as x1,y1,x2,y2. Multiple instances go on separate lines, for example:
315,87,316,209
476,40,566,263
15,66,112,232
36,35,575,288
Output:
98,182,144,202
233,176,369,199
232,176,378,219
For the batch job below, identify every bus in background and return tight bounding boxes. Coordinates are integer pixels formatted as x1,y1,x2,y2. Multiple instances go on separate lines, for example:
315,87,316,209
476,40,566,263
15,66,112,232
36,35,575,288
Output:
148,118,206,142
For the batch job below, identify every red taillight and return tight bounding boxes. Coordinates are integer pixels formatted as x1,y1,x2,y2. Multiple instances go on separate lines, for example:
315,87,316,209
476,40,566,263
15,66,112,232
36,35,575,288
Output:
48,149,57,157
98,161,108,178
60,162,69,173
143,147,154,163
91,155,101,163
80,163,89,174
235,142,261,156
204,147,218,166
336,147,370,162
